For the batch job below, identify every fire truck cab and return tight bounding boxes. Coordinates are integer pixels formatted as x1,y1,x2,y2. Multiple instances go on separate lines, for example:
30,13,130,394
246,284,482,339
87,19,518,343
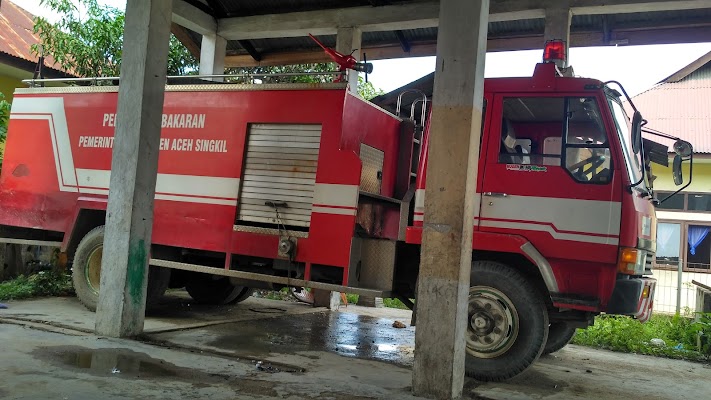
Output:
0,42,693,381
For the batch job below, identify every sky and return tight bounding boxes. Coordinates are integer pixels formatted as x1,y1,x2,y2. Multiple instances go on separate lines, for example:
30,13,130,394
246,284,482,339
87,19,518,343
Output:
19,0,711,97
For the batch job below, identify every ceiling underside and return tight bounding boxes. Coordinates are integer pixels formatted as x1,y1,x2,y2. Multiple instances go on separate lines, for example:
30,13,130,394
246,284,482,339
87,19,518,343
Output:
176,1,711,66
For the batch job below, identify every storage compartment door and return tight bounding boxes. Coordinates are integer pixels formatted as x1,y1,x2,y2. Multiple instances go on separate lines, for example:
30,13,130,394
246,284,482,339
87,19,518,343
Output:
237,124,321,228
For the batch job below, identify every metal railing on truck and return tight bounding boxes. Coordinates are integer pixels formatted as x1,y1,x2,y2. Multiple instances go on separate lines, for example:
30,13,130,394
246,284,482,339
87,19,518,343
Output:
22,71,346,87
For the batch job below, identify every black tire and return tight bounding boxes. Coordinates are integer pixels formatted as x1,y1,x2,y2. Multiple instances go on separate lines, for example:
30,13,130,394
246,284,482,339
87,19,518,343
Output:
465,260,549,382
543,322,576,355
71,226,171,312
229,287,254,304
185,273,249,305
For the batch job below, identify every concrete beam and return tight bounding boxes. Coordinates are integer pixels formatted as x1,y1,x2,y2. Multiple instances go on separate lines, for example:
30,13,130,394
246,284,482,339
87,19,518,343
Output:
412,0,489,398
218,2,439,40
199,33,227,80
95,0,172,337
214,0,711,40
336,27,362,94
222,21,711,67
172,0,217,36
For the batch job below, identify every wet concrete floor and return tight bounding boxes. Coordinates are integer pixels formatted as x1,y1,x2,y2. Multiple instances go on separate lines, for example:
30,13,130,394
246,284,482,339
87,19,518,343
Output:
188,311,415,366
4,295,711,399
0,294,322,334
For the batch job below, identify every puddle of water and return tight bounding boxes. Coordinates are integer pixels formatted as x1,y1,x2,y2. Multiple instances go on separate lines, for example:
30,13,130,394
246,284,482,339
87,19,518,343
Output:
34,346,180,379
204,311,415,366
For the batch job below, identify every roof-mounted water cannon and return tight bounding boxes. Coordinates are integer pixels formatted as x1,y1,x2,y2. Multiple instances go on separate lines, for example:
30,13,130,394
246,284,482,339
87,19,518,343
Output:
309,34,373,83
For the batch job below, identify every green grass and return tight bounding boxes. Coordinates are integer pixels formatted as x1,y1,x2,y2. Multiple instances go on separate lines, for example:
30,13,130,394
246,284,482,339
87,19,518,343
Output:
0,271,75,301
346,293,359,304
573,313,711,361
252,287,295,302
383,297,411,309
343,295,412,309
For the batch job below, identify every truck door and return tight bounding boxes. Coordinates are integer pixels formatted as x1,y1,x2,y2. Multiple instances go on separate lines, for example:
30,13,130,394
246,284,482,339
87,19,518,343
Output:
479,94,622,264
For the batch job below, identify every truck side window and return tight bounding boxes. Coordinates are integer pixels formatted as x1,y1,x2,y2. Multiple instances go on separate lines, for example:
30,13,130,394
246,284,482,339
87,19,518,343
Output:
498,96,612,184
499,97,565,165
564,98,612,184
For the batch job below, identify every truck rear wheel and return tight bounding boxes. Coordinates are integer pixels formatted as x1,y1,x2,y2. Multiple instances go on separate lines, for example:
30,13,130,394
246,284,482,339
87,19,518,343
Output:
230,287,254,304
465,261,549,382
185,273,251,305
542,322,576,355
71,226,171,312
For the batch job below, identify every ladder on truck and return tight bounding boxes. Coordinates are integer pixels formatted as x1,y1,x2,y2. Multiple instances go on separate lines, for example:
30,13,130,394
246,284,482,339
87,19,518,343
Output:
396,90,428,181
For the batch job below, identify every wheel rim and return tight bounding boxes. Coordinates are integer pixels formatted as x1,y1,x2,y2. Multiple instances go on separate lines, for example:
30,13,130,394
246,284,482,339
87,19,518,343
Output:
85,246,103,295
466,286,519,358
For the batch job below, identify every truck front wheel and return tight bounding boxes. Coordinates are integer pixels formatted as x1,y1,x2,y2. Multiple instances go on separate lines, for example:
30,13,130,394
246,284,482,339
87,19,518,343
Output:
72,226,171,312
465,261,549,382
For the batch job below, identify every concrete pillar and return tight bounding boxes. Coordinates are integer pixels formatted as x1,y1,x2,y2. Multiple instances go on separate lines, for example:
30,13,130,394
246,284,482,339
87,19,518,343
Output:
412,0,489,398
94,0,172,338
336,27,362,94
199,33,227,81
315,26,360,306
544,3,572,68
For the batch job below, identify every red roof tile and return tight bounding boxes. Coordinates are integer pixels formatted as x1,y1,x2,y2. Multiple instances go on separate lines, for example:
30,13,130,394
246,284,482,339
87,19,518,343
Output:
0,0,66,73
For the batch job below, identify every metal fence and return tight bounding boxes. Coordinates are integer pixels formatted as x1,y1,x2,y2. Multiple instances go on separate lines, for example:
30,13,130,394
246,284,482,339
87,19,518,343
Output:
652,266,711,315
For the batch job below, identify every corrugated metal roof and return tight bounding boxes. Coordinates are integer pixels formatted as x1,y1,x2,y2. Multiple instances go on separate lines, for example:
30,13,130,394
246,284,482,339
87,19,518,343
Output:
636,62,711,153
570,14,603,31
490,18,544,36
400,27,437,42
0,0,65,73
614,8,711,24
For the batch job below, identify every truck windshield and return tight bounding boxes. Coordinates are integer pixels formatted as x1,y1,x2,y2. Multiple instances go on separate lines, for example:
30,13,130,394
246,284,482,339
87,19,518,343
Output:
608,98,644,187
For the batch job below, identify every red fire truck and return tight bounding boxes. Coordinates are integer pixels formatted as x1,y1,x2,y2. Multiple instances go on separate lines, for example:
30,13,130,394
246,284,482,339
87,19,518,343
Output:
0,41,693,381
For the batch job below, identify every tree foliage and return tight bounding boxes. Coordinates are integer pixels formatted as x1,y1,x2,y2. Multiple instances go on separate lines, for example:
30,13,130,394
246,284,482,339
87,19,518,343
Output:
225,63,385,99
226,63,337,84
32,0,197,78
0,93,9,142
0,92,11,171
358,76,386,100
30,0,386,99
32,0,386,97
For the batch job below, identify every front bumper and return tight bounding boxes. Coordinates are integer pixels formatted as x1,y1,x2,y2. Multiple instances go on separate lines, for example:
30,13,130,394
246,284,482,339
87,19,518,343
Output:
606,277,656,322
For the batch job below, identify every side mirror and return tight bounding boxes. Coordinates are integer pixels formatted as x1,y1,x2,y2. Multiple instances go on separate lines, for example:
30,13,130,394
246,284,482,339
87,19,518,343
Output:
673,139,693,157
673,154,683,185
631,111,643,154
